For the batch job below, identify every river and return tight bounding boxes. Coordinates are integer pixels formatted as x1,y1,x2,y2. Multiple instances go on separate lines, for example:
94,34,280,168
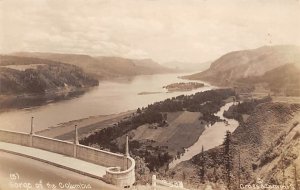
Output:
169,102,239,168
0,73,214,133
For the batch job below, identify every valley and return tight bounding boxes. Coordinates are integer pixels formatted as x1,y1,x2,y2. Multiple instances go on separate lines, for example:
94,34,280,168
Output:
71,45,300,189
1,45,300,190
2,1,300,189
79,88,237,177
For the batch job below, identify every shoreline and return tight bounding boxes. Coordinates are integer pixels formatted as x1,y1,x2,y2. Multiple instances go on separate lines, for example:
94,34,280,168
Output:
36,110,135,141
0,86,96,113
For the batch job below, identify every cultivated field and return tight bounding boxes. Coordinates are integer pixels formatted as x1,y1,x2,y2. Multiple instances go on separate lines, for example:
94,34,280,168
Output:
128,111,205,154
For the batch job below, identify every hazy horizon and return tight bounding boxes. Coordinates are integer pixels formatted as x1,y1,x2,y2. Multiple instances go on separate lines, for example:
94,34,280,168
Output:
1,0,300,64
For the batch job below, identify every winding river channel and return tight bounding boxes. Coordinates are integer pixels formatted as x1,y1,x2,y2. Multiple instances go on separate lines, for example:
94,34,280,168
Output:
0,73,214,132
169,102,239,168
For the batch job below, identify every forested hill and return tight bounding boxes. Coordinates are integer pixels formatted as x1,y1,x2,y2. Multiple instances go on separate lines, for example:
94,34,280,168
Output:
0,55,99,95
183,45,300,86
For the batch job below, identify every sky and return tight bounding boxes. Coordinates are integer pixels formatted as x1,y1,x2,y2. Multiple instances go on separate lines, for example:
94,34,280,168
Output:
1,0,300,63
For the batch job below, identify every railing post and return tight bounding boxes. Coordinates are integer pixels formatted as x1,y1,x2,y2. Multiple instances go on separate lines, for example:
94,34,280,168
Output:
29,117,34,147
73,125,79,158
124,135,129,170
152,175,156,190
125,135,129,157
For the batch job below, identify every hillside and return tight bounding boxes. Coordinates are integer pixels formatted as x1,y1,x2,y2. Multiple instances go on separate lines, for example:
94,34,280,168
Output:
0,55,99,95
238,63,300,96
169,101,300,189
13,52,174,79
183,45,300,86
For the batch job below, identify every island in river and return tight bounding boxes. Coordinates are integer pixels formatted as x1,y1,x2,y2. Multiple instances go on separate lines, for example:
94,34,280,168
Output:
163,82,204,92
137,91,162,95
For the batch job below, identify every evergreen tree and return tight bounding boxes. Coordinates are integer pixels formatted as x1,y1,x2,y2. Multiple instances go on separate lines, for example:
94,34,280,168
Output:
238,147,241,188
137,108,142,114
199,145,206,183
294,164,299,190
223,130,233,190
281,152,286,185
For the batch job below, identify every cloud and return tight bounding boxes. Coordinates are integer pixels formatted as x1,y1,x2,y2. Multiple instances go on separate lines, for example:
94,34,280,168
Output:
1,0,300,63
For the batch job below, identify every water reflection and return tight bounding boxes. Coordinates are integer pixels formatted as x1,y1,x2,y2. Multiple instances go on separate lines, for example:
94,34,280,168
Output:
0,73,214,132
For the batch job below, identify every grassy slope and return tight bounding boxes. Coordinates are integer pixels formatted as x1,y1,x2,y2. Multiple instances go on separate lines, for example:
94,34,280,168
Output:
116,111,204,156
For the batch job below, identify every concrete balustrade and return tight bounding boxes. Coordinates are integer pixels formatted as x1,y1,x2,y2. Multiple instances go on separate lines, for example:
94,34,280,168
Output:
106,156,136,188
76,144,125,168
0,129,135,188
32,135,75,157
0,129,30,146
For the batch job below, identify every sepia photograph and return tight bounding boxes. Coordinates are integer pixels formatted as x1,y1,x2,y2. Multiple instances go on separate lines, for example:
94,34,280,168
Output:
0,0,300,189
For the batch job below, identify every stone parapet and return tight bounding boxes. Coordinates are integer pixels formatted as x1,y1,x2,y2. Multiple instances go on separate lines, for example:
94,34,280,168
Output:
0,129,135,188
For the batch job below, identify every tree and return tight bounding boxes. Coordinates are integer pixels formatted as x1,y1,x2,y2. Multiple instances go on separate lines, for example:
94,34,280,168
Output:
294,164,299,190
163,113,168,121
223,131,233,190
281,152,286,185
199,145,206,183
238,147,241,188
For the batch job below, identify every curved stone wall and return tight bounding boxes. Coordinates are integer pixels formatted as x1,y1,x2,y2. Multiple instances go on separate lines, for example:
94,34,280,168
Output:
0,129,135,188
105,156,136,188
76,144,136,187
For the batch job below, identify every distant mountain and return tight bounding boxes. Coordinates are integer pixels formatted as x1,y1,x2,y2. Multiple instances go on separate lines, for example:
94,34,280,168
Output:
162,61,211,72
183,45,300,85
13,52,174,79
0,55,98,95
